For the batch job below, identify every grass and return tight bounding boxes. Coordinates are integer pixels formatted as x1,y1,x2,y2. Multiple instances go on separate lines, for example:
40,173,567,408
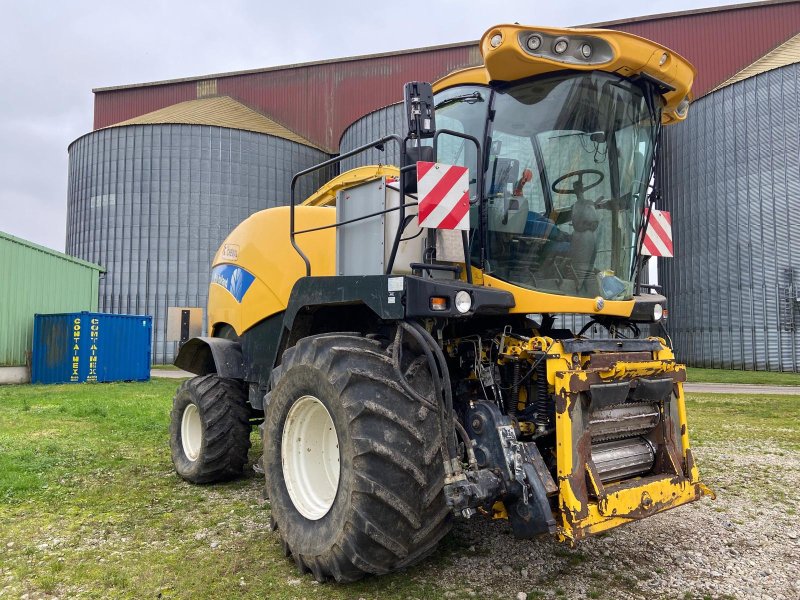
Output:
0,382,798,598
686,392,800,451
686,367,800,386
0,381,446,599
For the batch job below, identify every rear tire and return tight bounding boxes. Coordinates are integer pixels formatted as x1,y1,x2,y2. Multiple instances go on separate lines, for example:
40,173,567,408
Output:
170,374,251,484
263,333,450,582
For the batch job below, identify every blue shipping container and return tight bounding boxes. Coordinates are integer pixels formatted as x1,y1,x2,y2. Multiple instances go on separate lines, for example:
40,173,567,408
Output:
31,312,152,384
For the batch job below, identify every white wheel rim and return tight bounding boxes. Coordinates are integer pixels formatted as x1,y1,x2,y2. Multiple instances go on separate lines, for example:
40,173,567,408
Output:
281,395,341,520
181,403,202,461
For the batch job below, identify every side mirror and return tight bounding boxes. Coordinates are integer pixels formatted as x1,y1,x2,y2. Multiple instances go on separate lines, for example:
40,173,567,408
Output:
402,81,436,194
403,81,435,140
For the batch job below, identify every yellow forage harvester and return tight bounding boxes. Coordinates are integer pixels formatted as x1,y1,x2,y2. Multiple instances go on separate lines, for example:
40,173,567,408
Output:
170,23,713,582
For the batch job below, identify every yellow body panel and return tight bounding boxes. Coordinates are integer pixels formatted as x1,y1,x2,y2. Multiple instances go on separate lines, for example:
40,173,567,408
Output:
208,206,335,335
483,274,635,318
434,24,695,124
433,66,490,91
561,475,705,540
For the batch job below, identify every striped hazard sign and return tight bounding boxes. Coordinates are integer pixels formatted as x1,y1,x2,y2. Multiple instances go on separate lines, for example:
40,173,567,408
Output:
641,208,673,257
417,162,470,230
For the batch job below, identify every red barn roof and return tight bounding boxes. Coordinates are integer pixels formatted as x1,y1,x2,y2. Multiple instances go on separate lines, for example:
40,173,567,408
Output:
92,1,800,152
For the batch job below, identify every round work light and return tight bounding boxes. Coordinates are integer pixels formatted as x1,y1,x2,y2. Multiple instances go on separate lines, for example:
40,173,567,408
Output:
454,291,472,314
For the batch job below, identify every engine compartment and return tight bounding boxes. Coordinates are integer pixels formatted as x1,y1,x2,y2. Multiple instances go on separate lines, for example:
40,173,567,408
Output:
433,318,708,541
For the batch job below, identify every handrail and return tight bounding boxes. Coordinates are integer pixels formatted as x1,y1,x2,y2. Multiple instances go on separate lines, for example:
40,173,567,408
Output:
294,202,418,236
290,128,485,285
290,134,404,276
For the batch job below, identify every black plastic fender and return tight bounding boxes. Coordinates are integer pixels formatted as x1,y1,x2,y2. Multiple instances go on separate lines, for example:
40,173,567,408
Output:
173,337,244,379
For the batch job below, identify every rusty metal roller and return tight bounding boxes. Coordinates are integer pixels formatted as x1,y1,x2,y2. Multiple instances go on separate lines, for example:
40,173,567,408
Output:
589,402,660,442
591,436,657,483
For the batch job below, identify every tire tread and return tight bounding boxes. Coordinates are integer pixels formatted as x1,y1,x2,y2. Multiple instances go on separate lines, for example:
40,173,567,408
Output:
170,374,251,484
266,333,451,582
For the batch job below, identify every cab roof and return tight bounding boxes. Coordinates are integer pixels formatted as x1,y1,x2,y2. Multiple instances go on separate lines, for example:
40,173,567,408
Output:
433,24,695,125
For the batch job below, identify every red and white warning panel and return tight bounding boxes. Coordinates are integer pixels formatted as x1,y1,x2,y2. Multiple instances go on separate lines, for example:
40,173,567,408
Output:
641,208,673,257
417,161,470,230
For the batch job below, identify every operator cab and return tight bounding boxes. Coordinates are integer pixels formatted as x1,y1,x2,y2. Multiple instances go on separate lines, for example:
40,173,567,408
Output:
434,70,661,302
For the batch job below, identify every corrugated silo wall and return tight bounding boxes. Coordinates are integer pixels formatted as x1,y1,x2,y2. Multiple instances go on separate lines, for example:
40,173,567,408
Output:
339,103,405,172
658,62,800,371
66,124,331,363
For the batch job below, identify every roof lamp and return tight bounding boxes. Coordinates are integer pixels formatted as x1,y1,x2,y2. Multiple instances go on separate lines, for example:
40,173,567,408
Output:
526,34,542,51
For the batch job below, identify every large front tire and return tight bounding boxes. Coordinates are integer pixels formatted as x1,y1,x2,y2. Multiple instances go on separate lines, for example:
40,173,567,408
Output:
263,333,450,582
170,374,251,484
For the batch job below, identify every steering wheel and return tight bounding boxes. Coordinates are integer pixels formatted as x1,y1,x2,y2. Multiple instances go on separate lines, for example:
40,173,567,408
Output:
551,169,604,198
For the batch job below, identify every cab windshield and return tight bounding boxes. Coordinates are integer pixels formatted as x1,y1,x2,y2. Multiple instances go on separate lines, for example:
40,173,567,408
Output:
485,72,659,300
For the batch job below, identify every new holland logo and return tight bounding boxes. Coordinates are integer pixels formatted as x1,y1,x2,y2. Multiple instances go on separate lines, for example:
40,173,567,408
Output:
221,244,239,261
230,268,243,299
210,264,255,303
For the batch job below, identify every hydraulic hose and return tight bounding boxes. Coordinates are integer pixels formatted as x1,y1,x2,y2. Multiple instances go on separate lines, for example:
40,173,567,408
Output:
404,321,458,458
453,418,478,471
390,326,455,468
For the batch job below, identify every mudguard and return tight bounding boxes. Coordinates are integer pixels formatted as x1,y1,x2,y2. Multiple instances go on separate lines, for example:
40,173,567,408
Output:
173,337,244,380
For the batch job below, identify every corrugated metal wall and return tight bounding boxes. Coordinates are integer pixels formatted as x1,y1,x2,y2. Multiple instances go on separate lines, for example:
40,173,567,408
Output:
0,232,101,367
339,102,405,170
93,81,197,131
66,123,331,363
658,62,800,371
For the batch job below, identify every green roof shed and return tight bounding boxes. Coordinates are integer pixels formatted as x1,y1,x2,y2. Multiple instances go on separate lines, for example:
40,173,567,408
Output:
0,232,103,375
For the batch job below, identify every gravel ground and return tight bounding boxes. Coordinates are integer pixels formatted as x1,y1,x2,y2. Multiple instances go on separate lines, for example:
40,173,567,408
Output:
431,440,800,600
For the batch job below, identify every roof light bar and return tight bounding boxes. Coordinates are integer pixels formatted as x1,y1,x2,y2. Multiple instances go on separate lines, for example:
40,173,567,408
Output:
517,31,613,66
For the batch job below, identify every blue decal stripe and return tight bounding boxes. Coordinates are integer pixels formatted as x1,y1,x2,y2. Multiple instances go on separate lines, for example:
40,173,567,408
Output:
210,264,255,303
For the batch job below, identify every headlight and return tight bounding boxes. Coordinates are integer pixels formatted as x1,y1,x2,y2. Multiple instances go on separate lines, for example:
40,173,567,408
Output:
653,303,664,321
490,33,503,48
526,34,542,51
454,291,472,314
517,31,614,65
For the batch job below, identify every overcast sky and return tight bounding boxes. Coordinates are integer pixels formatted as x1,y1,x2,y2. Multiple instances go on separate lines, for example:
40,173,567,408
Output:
0,0,738,251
